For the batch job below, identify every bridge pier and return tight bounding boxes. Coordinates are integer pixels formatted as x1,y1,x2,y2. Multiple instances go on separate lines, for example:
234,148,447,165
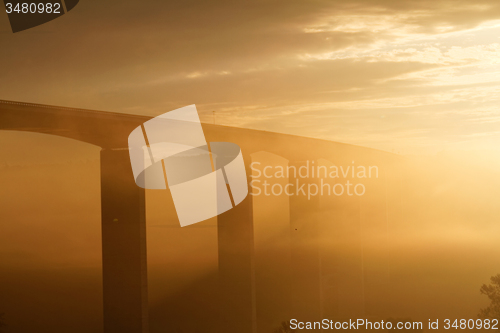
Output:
288,161,322,322
100,149,149,333
217,159,257,333
252,152,293,333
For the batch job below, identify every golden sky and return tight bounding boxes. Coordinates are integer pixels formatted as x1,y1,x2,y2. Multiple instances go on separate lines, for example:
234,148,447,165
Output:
3,3,500,330
1,0,500,154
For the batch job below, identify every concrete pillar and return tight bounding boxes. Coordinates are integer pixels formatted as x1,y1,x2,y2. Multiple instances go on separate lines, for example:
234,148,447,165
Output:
217,158,256,333
288,161,322,322
316,158,365,319
251,152,292,333
357,163,391,318
100,149,149,333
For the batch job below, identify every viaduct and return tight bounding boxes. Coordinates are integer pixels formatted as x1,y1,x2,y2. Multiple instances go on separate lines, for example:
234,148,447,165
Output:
0,100,403,333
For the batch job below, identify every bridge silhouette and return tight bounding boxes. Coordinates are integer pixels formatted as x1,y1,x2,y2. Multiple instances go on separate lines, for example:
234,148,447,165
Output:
0,99,403,333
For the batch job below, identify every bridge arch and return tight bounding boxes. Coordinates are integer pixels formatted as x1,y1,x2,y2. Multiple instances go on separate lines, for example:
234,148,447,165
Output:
0,130,103,332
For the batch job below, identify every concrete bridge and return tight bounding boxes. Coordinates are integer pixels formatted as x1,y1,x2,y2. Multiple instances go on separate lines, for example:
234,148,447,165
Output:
0,99,403,333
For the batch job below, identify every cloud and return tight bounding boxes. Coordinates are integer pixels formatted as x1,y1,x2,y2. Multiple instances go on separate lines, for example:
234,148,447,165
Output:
2,0,500,153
